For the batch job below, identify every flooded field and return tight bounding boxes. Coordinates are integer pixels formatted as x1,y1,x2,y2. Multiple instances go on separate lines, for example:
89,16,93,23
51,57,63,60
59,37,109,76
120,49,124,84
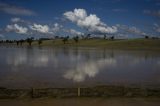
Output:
0,46,159,88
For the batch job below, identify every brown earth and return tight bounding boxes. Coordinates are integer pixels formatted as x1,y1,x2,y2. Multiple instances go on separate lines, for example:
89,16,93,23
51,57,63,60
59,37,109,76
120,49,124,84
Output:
0,98,160,106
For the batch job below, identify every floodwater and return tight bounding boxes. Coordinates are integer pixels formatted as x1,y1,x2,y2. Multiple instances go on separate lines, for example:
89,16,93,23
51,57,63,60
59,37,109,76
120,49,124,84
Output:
0,46,160,88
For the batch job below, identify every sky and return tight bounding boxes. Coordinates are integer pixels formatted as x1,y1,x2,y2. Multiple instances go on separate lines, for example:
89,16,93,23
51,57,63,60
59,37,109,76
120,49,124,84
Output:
0,0,160,40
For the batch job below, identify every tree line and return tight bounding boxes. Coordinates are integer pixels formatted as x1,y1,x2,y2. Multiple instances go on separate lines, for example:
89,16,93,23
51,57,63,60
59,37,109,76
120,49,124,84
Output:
0,34,159,46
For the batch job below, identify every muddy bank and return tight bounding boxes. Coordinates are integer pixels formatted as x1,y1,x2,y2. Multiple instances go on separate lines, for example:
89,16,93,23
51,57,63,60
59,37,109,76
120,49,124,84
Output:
1,98,160,106
0,86,160,99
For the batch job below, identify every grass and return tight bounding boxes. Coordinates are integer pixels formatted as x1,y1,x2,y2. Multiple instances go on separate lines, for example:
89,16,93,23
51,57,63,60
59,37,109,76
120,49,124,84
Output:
28,39,160,51
2,38,160,51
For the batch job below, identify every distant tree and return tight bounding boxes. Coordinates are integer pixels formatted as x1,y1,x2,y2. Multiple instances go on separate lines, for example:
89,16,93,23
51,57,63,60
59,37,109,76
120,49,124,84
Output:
16,41,19,46
20,40,24,46
81,35,85,39
55,36,59,39
62,38,66,44
110,36,114,40
145,35,149,39
62,36,69,44
103,34,106,39
9,40,13,43
26,37,34,46
6,40,9,43
73,36,79,43
38,39,43,45
86,34,91,39
152,37,159,39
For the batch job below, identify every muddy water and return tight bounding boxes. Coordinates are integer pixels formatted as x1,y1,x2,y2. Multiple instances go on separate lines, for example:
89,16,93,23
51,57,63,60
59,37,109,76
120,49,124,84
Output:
0,46,160,88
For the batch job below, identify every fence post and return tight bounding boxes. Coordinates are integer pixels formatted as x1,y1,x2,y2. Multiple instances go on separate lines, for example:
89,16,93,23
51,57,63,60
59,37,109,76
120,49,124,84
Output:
78,87,80,97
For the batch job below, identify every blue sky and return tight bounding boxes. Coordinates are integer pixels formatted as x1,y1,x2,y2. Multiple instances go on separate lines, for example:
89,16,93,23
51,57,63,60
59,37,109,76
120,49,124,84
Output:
0,0,160,40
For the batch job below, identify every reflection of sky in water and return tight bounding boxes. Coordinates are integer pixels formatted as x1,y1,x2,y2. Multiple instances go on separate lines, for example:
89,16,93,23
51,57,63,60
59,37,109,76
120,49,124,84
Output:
64,58,116,82
0,47,160,88
6,49,49,67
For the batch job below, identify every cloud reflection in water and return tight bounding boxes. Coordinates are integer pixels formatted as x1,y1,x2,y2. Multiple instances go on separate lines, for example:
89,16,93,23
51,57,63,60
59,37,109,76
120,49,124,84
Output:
6,49,49,68
63,58,116,82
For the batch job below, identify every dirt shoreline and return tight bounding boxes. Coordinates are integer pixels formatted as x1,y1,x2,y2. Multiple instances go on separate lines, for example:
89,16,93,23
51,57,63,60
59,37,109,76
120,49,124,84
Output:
0,98,160,106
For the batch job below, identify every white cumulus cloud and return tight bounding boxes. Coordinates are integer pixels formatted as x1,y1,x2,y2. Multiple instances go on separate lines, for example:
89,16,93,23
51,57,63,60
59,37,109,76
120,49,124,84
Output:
64,29,83,36
51,23,63,33
6,24,28,34
30,23,50,33
64,8,117,34
116,24,147,36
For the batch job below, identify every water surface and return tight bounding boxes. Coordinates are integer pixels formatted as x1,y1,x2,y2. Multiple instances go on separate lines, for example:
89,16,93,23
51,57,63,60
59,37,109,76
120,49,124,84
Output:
0,46,160,88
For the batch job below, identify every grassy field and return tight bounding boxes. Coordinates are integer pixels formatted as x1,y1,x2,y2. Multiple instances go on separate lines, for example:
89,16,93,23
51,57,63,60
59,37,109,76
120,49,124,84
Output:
1,38,160,51
29,39,160,51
